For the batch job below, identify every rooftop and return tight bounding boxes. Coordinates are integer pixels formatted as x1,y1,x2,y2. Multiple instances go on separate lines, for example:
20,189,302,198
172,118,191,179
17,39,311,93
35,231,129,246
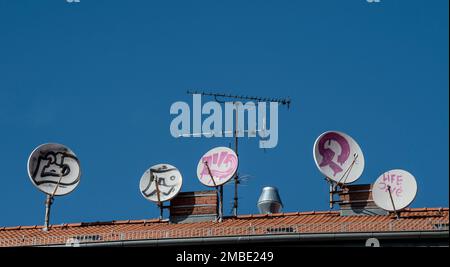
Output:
0,207,448,247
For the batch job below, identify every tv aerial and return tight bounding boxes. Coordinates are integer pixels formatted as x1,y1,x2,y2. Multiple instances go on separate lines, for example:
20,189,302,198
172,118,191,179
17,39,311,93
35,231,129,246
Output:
313,131,365,208
27,143,82,231
139,163,183,219
187,90,291,217
372,169,417,218
224,174,254,187
197,146,238,221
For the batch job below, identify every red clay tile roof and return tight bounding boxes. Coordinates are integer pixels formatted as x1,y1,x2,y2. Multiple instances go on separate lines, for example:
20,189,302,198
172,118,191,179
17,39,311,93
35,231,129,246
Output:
0,208,448,247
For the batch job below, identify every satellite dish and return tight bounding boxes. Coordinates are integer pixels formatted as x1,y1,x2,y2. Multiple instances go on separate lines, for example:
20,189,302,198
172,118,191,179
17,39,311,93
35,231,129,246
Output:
139,164,183,203
197,147,239,187
372,169,417,211
27,143,81,196
313,131,365,184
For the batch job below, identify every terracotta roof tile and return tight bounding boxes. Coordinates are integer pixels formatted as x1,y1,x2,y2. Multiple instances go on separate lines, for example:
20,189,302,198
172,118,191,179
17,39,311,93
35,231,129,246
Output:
0,207,447,247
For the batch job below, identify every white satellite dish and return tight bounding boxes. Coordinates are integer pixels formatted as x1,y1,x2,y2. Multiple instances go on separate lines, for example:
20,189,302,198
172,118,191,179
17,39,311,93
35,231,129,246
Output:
372,169,417,211
27,143,81,196
313,131,365,184
139,163,183,203
197,147,239,187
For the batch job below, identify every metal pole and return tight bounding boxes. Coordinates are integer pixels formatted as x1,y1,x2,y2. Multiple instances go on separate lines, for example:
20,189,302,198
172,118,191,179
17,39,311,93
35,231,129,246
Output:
337,153,358,185
153,170,163,220
43,173,63,232
220,185,224,222
205,161,222,222
43,195,53,232
233,102,239,217
387,185,400,219
329,179,334,209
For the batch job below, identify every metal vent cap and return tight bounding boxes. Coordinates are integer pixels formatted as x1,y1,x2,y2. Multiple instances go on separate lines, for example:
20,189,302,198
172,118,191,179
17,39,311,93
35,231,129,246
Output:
257,186,283,214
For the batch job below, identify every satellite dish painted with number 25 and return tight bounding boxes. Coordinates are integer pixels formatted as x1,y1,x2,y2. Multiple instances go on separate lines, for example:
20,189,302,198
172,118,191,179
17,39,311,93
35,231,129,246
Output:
197,147,239,187
27,143,81,196
372,169,417,211
313,131,365,184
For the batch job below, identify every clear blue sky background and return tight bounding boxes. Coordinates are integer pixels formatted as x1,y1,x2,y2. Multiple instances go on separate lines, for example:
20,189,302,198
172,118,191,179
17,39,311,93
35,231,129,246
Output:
0,0,448,227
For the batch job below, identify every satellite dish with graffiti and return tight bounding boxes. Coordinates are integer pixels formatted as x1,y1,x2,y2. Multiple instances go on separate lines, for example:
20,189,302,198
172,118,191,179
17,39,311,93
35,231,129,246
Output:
372,169,417,211
139,164,183,203
313,131,365,184
196,146,239,187
27,143,81,196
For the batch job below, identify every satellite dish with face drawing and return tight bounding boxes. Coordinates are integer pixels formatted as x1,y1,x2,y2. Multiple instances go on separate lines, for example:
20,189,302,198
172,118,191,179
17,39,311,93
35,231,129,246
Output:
197,147,239,187
139,164,183,203
313,131,365,184
372,169,417,211
27,143,81,196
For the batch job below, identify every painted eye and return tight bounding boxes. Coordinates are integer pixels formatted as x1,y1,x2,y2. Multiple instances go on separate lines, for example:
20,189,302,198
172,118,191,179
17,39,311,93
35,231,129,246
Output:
170,176,176,181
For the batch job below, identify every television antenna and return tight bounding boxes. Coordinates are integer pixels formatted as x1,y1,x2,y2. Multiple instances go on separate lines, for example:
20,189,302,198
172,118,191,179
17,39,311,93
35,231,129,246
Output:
139,163,183,220
372,169,417,219
187,90,291,217
27,143,82,231
187,90,291,108
313,131,365,209
224,174,254,187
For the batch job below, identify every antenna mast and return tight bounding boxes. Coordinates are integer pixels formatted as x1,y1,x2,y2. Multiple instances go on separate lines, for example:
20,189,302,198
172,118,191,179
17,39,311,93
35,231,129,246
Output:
187,90,291,217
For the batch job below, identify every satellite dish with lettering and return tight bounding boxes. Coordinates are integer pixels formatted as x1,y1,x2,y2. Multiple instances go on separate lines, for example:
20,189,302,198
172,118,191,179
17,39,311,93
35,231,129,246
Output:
372,169,417,211
139,164,183,203
27,143,81,196
197,147,239,187
313,131,365,184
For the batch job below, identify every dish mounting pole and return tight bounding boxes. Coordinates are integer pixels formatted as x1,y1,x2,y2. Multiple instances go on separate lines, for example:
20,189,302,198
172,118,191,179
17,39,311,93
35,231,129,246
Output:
43,173,64,232
387,185,400,219
205,161,222,222
153,171,164,220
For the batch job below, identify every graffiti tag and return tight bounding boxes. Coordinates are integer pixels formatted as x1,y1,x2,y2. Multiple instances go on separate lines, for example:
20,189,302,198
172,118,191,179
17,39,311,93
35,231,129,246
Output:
377,172,404,197
32,151,80,187
200,151,238,185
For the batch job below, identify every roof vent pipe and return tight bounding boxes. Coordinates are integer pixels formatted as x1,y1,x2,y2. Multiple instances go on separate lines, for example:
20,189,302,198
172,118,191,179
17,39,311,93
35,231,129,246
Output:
257,186,283,214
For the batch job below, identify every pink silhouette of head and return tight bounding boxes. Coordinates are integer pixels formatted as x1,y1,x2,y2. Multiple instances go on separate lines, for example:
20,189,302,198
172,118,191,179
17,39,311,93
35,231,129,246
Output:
318,132,350,177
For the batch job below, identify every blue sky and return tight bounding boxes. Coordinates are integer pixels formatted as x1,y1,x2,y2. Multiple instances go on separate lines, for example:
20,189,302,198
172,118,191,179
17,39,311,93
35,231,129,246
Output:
0,0,448,227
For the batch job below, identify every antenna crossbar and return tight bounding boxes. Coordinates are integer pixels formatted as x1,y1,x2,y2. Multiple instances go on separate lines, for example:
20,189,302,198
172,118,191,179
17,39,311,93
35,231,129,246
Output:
187,90,291,107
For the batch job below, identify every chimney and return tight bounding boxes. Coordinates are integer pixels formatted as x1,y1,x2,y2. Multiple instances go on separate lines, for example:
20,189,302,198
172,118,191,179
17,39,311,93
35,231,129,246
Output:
257,186,283,214
169,190,218,223
337,184,388,216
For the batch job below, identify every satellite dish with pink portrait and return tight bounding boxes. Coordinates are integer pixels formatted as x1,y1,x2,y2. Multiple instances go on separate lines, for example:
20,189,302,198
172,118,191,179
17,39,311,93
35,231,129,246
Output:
197,147,239,187
313,131,365,184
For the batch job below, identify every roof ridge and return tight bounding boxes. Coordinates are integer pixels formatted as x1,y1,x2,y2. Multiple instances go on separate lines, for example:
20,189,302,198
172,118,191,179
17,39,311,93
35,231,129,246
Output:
0,218,166,231
232,210,341,219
